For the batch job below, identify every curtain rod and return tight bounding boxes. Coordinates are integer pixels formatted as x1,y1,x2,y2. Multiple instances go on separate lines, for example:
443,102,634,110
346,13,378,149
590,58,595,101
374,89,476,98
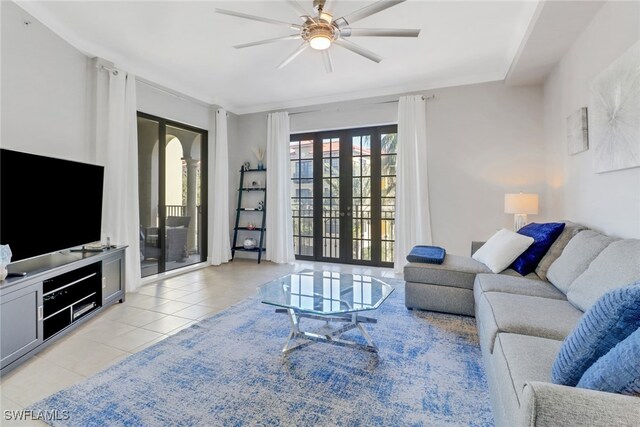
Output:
376,94,436,104
95,62,211,107
96,64,188,102
96,63,119,76
286,94,436,116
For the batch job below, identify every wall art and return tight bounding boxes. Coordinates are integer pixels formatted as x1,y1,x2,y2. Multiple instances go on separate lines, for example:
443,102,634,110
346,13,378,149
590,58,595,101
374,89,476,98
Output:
566,107,589,155
589,40,640,173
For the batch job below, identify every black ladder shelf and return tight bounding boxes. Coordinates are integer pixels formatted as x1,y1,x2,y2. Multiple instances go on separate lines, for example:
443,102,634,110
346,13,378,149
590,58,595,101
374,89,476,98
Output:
232,168,266,263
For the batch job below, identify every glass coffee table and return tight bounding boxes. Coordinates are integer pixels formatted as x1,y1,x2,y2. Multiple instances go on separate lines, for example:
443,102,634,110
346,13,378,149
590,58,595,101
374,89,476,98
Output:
258,270,394,354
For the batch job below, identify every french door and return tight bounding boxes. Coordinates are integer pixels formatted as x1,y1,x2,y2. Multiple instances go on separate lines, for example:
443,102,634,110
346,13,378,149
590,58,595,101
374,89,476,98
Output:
290,125,397,267
137,112,208,277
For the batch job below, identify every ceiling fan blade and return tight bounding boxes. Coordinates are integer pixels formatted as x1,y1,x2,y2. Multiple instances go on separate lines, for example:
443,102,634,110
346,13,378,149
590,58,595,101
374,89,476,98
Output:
215,8,301,29
277,42,309,69
340,28,420,37
323,0,336,12
234,34,302,49
286,0,312,21
334,39,382,63
321,50,333,73
335,0,405,26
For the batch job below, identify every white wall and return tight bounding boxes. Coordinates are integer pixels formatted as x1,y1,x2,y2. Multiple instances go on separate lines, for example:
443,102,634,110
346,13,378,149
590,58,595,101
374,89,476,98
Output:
427,82,545,254
229,81,545,256
1,1,91,162
543,1,640,239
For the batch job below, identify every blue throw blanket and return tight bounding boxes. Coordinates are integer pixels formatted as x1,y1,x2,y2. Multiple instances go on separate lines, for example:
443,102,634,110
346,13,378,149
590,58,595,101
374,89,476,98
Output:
406,245,446,264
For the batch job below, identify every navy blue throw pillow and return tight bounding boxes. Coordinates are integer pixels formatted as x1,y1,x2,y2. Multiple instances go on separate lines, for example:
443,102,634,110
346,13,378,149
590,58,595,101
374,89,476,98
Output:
510,222,565,276
406,246,446,264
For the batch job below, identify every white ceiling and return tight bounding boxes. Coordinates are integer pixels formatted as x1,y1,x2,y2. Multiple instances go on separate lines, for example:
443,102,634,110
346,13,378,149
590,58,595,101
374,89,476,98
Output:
17,0,541,114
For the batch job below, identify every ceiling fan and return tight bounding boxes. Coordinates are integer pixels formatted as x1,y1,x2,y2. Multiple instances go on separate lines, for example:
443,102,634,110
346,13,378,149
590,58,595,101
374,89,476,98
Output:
215,0,420,73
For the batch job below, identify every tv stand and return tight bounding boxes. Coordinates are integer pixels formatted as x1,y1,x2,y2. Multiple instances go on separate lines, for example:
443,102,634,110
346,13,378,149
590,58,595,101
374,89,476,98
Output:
0,247,126,374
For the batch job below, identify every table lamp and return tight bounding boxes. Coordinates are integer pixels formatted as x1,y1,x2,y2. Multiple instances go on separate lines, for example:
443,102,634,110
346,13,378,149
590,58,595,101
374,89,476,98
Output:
504,193,538,231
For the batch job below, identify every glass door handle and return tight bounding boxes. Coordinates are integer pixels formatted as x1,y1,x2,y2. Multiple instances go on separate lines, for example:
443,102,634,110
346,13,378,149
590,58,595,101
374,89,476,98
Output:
340,212,345,217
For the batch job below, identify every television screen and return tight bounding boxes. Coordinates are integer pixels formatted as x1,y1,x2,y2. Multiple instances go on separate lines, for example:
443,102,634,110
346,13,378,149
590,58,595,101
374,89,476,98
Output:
0,149,104,263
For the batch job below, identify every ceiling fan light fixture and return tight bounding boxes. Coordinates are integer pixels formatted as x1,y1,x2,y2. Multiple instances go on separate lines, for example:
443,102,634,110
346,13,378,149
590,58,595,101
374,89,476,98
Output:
309,34,332,50
306,25,334,50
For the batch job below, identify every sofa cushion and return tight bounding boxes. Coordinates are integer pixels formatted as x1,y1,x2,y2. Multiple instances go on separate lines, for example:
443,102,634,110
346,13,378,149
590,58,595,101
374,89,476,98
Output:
493,333,562,405
535,221,587,281
405,282,475,316
472,228,534,273
476,292,582,354
499,269,541,280
578,327,640,396
552,283,640,387
511,222,566,276
474,274,566,302
567,239,640,311
404,254,490,290
546,230,617,294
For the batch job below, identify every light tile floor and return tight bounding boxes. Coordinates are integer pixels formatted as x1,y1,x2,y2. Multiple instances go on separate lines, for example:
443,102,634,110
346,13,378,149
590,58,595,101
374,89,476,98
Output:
0,259,401,426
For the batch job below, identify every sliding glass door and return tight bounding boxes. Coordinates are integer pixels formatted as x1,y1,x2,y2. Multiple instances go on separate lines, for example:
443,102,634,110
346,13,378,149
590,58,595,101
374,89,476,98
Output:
290,125,397,267
137,112,208,277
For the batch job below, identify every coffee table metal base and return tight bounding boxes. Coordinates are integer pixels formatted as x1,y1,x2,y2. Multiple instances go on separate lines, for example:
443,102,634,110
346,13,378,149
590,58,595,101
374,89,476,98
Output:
275,308,379,354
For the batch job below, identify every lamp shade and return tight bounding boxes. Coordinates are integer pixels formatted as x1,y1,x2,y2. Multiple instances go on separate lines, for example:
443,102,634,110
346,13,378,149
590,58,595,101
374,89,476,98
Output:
504,193,539,214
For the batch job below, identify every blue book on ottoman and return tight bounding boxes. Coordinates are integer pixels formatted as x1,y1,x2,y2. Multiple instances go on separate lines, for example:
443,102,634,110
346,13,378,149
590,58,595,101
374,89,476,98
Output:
406,245,446,264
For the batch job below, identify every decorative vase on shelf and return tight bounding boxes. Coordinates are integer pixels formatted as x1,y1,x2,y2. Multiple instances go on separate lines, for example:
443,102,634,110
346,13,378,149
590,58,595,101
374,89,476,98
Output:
252,146,265,171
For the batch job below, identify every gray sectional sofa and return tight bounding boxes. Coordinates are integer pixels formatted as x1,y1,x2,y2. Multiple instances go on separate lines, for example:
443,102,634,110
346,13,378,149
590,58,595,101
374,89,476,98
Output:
404,222,640,426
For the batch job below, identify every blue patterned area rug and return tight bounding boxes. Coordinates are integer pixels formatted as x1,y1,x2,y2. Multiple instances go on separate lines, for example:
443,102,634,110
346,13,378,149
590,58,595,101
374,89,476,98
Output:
29,278,493,426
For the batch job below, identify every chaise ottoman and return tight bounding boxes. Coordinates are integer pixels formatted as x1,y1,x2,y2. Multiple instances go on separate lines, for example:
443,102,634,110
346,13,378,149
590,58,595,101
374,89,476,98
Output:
404,253,491,316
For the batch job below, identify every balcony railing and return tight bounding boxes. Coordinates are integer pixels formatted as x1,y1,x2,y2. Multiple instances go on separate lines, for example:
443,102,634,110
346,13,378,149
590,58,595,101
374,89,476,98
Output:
167,205,187,217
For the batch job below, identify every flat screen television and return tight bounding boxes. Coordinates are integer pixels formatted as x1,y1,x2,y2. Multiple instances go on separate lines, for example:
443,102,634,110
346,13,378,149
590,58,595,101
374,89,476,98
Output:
0,149,104,263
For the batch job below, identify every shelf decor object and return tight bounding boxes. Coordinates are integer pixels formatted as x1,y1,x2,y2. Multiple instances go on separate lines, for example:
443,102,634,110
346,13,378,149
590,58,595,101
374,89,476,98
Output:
252,146,265,170
0,244,11,280
590,40,640,173
243,238,257,250
504,192,539,231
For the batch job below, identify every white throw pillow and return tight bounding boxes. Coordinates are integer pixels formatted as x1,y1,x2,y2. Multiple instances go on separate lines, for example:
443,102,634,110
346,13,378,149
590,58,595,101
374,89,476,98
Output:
472,228,535,273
